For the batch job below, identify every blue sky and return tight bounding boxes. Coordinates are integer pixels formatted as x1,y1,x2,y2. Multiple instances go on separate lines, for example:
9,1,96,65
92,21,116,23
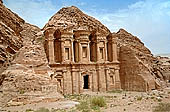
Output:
3,0,170,55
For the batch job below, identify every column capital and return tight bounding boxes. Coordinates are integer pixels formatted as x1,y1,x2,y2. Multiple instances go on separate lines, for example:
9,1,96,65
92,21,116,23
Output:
104,40,108,43
59,39,65,42
75,39,80,42
48,38,55,41
112,41,117,44
79,41,90,44
62,70,67,73
95,41,100,44
70,39,75,42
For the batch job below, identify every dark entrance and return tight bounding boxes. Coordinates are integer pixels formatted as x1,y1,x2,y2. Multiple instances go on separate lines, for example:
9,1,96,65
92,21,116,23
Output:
83,75,89,89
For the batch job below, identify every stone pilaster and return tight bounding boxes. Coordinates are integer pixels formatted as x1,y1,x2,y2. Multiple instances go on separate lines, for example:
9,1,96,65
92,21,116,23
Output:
63,71,66,93
112,41,118,62
93,70,98,92
78,71,81,93
105,68,109,91
48,37,55,64
75,41,79,62
89,74,93,90
72,71,79,94
96,42,100,62
114,69,121,89
71,40,74,62
99,68,107,92
104,41,108,61
61,40,65,63
79,42,82,62
87,42,90,62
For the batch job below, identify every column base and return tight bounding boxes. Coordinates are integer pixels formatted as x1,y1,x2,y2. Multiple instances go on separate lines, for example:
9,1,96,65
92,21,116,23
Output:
115,81,121,89
112,60,120,63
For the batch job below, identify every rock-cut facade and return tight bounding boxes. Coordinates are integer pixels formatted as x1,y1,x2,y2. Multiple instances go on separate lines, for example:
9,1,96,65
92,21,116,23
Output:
44,28,121,94
43,6,161,94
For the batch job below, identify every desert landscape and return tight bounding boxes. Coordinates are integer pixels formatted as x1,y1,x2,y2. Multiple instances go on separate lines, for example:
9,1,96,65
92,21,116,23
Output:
0,0,170,112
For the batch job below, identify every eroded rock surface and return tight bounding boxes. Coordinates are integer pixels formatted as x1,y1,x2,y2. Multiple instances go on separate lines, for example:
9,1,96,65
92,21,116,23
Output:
0,1,24,74
0,2,62,107
156,56,170,82
43,6,110,36
114,29,166,91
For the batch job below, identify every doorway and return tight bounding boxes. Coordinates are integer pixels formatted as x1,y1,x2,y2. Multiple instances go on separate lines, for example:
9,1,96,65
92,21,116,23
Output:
83,75,89,89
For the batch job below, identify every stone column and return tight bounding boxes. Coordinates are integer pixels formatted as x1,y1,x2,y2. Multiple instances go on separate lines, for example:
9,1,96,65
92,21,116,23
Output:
96,42,100,62
89,74,92,91
79,42,82,62
75,42,79,62
99,68,107,92
104,41,108,61
79,72,83,93
63,71,66,93
61,40,65,62
63,70,72,94
112,42,118,62
114,69,121,89
48,37,55,64
78,71,81,93
72,71,79,94
105,68,109,91
87,42,90,62
71,40,74,62
97,69,100,92
93,70,98,92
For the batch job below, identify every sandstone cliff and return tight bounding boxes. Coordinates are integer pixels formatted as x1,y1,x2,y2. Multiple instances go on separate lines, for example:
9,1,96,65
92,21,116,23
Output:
0,2,61,107
0,0,3,4
0,1,25,74
114,29,166,91
156,56,170,82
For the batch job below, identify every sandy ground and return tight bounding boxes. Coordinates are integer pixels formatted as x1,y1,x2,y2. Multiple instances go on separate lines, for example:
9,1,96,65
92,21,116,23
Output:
1,100,79,112
83,88,170,112
0,88,170,112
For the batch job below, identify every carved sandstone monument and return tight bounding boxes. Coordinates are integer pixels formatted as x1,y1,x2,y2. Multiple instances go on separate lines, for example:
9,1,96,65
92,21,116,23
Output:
43,28,120,94
42,6,166,94
43,7,121,94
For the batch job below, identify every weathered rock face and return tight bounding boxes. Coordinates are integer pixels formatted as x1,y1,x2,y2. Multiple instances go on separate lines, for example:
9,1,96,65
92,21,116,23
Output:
0,22,53,91
156,56,170,82
114,29,165,91
119,46,156,91
0,1,24,74
115,29,152,55
43,6,110,35
0,0,3,4
0,2,62,107
0,22,60,107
